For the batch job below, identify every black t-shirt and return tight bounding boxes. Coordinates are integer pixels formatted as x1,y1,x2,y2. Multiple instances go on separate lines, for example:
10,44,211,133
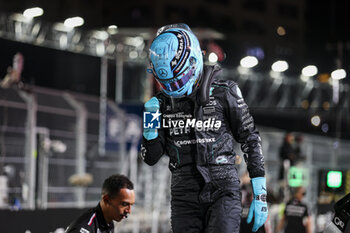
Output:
284,199,310,233
65,203,114,233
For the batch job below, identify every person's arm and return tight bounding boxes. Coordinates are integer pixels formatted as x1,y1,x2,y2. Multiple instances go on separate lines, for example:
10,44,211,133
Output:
225,82,267,232
303,205,312,233
141,97,165,165
305,216,312,233
225,82,265,178
141,133,165,165
275,215,285,233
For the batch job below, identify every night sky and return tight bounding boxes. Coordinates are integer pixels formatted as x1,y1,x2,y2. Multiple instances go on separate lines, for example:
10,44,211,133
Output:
304,0,350,75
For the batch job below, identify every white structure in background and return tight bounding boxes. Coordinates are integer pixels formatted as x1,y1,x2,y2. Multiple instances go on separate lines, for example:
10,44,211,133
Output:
331,69,347,104
0,176,8,208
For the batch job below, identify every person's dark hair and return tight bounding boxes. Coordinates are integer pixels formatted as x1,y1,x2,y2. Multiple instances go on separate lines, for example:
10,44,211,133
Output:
102,174,134,198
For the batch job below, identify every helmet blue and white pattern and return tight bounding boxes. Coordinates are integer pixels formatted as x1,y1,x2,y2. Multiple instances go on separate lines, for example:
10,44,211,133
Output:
149,25,203,97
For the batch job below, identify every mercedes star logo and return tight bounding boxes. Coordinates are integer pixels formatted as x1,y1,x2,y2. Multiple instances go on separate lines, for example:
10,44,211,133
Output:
159,68,168,77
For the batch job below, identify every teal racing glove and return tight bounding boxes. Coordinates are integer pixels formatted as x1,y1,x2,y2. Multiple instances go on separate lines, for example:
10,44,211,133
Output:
143,97,160,140
247,177,268,232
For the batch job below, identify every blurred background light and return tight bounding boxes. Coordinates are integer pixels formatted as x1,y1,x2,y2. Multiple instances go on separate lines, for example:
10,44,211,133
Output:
92,30,109,41
64,16,84,28
207,41,225,62
247,47,264,60
322,101,330,111
327,171,342,188
331,69,347,80
240,56,258,68
301,100,309,109
129,50,138,59
302,65,318,77
208,52,218,63
311,115,321,127
53,22,71,32
23,7,43,18
124,36,144,47
321,123,329,133
277,26,286,36
96,43,105,56
300,75,310,82
10,13,32,23
107,25,118,35
72,32,81,44
106,43,116,54
269,71,282,79
271,60,288,72
108,25,117,30
237,66,250,75
59,34,68,49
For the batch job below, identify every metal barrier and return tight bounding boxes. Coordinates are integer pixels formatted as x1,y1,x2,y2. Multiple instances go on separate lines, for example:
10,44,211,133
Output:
0,88,27,208
0,85,172,232
0,85,124,209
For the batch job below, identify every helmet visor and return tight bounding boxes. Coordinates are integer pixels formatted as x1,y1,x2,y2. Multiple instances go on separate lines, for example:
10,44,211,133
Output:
156,67,194,92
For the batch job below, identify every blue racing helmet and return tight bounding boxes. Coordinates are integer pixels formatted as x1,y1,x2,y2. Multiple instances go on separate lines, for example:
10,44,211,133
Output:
149,24,203,97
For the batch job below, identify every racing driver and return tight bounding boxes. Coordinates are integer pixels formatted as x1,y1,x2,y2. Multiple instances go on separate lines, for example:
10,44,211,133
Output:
141,23,268,233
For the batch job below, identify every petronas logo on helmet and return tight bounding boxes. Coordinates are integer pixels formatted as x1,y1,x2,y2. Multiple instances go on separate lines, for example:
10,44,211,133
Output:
177,40,183,58
169,31,191,74
175,51,181,60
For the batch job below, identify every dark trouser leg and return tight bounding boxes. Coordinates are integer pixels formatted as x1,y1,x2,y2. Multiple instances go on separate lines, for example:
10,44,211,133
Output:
171,198,206,233
205,193,242,233
170,171,206,233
